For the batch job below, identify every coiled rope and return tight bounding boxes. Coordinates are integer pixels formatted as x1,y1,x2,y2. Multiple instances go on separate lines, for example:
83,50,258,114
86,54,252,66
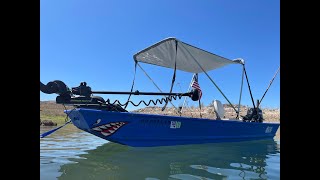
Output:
105,94,184,107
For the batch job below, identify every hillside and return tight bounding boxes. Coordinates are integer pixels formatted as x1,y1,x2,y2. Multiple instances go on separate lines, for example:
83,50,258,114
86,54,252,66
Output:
132,105,280,122
40,101,74,124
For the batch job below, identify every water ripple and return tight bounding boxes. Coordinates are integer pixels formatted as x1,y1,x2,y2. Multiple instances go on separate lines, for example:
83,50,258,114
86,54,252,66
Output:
40,126,280,180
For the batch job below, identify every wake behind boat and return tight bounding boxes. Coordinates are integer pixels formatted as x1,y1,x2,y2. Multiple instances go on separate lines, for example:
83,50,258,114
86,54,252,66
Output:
40,37,280,147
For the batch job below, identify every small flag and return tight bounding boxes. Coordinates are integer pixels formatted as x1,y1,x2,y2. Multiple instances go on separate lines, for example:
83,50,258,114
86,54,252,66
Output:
191,74,202,100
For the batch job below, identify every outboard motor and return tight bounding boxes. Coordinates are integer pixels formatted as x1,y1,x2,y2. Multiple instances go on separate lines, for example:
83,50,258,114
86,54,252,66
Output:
40,80,70,95
242,99,264,122
242,107,263,122
40,80,197,113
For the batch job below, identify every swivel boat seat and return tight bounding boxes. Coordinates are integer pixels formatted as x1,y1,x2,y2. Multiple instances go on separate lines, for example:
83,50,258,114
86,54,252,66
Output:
213,100,225,120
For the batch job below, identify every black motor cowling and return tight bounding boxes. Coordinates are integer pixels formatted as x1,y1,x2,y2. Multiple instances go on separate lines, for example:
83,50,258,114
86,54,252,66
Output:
40,80,70,95
242,107,264,122
190,89,200,101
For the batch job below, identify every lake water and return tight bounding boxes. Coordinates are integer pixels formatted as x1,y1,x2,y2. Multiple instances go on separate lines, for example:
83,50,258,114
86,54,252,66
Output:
40,126,280,180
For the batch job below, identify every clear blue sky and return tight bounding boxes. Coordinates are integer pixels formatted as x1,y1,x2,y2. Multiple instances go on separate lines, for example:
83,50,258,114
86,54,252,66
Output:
40,0,280,111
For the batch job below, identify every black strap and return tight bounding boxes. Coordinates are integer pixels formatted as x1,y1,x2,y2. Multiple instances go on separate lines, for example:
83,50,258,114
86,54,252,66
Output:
198,98,202,118
237,66,245,119
124,61,137,109
162,40,178,111
195,73,202,118
243,65,256,109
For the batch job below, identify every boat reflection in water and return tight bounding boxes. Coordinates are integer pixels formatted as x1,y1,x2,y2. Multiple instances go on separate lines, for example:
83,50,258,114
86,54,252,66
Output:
58,139,280,180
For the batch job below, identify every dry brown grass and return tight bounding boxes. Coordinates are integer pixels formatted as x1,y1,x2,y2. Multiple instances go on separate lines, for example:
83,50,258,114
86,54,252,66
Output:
40,101,73,124
40,101,73,116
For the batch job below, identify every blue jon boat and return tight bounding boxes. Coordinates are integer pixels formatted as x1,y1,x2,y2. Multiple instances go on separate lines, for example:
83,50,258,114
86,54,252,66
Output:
67,109,279,147
40,37,280,147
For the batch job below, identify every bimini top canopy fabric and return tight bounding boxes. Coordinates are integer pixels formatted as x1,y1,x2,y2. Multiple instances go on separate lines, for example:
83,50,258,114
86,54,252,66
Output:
133,37,243,73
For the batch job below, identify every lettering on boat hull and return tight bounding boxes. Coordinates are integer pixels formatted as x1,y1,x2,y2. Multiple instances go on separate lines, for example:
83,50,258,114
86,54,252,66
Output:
265,126,273,133
170,121,181,129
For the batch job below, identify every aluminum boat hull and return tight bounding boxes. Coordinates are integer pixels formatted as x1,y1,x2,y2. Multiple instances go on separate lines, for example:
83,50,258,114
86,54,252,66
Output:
66,108,280,147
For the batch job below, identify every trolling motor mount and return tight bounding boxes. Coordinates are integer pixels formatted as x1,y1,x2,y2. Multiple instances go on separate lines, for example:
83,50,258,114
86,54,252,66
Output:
56,82,105,105
40,80,99,105
71,82,92,97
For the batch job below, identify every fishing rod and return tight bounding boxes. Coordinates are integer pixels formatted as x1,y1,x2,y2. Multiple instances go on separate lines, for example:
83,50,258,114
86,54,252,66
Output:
258,67,280,107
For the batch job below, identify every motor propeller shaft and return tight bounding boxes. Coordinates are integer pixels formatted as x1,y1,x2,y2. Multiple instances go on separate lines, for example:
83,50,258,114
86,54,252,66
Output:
40,80,200,105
